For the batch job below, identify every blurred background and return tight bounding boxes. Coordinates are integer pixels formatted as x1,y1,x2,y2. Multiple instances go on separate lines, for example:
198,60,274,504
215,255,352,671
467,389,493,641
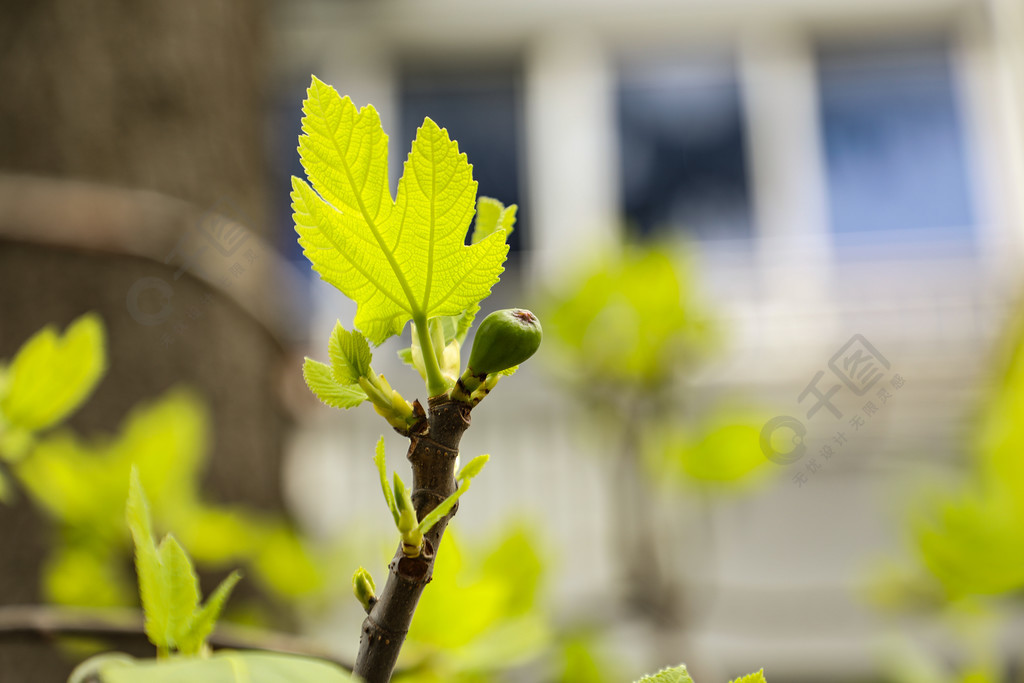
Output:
2,0,1024,681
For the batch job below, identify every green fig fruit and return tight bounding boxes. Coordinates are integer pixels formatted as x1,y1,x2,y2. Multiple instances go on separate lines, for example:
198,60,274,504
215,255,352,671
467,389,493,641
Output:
467,309,542,376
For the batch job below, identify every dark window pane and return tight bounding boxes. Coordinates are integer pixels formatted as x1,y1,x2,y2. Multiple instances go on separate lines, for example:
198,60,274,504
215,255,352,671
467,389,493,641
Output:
398,65,524,254
272,74,317,269
817,39,975,245
618,56,753,240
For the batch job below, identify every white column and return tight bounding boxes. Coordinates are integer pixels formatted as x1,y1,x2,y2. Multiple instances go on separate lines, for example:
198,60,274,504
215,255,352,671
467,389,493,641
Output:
982,0,1024,271
739,29,833,308
524,30,620,284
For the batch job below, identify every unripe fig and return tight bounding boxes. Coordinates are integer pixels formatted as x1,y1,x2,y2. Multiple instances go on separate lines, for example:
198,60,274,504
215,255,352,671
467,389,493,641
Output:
467,309,542,376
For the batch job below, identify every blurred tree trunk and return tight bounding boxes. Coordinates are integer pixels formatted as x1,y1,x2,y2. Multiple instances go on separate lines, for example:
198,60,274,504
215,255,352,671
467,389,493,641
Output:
0,2,286,680
0,0,269,231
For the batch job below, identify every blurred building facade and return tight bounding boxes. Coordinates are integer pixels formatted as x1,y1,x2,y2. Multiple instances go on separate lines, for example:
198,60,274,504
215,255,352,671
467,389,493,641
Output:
273,0,1024,680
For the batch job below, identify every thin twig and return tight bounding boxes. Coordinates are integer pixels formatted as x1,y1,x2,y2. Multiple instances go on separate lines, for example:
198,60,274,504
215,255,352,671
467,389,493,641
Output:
0,604,353,670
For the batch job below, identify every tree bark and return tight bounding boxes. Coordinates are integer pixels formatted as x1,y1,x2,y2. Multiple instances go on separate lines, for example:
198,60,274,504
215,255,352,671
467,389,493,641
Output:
352,396,473,683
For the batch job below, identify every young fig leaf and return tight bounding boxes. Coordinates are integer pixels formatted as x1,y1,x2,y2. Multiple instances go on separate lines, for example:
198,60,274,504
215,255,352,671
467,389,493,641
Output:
302,358,367,409
292,77,509,346
328,323,373,385
178,570,242,656
126,467,171,650
457,453,490,482
373,437,400,526
471,197,517,245
156,534,200,648
417,455,488,536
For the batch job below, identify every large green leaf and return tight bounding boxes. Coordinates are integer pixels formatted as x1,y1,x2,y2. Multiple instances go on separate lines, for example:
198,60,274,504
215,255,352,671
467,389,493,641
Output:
633,665,695,683
729,670,768,683
0,312,106,450
292,76,509,345
76,650,353,683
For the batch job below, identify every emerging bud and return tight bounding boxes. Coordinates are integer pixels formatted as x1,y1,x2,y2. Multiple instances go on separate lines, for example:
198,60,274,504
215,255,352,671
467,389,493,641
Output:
467,309,543,376
352,566,376,612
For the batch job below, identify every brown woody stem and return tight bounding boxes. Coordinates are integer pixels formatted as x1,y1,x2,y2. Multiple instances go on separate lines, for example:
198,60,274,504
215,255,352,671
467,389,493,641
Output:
352,396,472,682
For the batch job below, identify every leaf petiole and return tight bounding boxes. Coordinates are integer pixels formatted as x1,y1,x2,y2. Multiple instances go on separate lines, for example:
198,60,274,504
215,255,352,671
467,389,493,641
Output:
414,314,450,398
357,376,390,408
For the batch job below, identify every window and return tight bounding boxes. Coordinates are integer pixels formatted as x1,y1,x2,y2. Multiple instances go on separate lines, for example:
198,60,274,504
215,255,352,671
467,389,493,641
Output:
398,64,525,254
272,73,318,269
817,39,975,248
617,55,753,241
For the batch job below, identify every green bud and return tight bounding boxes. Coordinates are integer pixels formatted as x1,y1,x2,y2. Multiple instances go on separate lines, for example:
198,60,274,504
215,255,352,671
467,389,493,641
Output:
397,505,417,535
467,309,542,376
352,567,376,612
393,474,413,520
401,526,423,557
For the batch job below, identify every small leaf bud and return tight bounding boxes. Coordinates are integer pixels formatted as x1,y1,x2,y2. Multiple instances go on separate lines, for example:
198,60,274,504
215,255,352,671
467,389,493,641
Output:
352,567,376,612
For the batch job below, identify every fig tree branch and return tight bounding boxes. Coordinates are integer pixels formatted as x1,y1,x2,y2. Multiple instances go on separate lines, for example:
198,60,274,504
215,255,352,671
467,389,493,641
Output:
352,395,471,683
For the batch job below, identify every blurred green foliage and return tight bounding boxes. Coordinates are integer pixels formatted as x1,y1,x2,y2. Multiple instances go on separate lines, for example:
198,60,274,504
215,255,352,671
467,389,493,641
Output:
72,649,354,683
544,247,713,389
652,415,770,488
867,310,1024,682
388,523,639,683
0,313,107,495
395,526,549,682
542,246,769,487
910,312,1024,596
0,312,106,438
0,313,323,618
558,632,622,683
16,387,324,610
68,473,355,682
